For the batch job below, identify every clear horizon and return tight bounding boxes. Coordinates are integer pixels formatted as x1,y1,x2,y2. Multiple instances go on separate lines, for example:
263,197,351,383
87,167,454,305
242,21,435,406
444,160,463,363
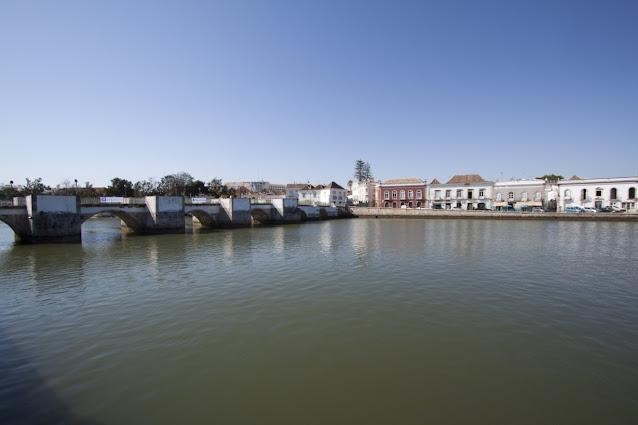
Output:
2,0,637,188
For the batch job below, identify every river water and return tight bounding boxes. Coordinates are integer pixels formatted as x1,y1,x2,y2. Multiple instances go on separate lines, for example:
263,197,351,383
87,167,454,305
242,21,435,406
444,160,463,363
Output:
1,218,637,425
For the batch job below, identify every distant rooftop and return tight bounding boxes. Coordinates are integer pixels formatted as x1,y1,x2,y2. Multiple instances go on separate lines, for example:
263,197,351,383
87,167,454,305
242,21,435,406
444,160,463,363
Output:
383,178,425,185
446,174,490,184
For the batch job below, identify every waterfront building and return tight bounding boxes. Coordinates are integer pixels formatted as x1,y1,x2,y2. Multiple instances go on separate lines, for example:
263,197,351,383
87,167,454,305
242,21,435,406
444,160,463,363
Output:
290,182,347,206
376,178,427,208
557,175,638,212
428,174,492,210
492,179,548,211
351,179,379,206
225,181,284,193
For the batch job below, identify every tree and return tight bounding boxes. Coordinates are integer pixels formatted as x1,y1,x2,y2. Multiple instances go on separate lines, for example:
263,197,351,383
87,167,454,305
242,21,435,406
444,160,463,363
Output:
207,178,225,197
157,172,194,196
537,174,564,181
24,178,48,195
105,177,133,197
354,160,373,181
133,178,159,197
185,180,207,197
347,179,353,192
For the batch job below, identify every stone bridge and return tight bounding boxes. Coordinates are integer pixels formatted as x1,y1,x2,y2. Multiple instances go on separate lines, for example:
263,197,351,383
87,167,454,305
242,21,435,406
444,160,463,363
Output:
0,196,345,243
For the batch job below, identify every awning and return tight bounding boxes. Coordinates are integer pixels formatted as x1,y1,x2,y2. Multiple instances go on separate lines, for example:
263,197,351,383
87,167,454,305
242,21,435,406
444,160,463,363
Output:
492,202,508,206
515,201,542,207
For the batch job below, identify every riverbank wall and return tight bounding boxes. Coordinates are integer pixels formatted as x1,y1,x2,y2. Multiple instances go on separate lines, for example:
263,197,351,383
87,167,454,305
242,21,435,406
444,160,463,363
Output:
348,207,638,222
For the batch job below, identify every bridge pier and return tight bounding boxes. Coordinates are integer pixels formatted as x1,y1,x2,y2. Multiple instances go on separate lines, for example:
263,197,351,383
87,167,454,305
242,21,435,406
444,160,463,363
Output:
143,196,185,234
20,196,82,243
272,199,301,223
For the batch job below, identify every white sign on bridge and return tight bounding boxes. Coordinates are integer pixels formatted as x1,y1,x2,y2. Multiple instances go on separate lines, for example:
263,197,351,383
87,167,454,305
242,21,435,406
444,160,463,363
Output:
191,198,207,204
100,197,124,203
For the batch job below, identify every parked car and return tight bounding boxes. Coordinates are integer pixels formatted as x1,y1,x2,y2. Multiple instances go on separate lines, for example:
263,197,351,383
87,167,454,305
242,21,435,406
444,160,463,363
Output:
582,207,597,213
565,206,584,213
531,207,546,212
600,206,626,213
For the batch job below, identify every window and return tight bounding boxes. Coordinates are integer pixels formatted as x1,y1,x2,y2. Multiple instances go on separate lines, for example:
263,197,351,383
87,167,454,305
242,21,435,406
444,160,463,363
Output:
508,192,514,201
445,190,451,199
479,189,485,198
408,190,414,199
392,190,397,199
434,190,441,200
384,190,390,200
468,190,473,199
581,189,587,200
416,190,422,199
610,188,618,199
565,189,571,199
456,190,463,198
521,192,528,201
400,190,406,199
496,193,502,201
596,188,603,197
629,188,636,199
534,191,541,201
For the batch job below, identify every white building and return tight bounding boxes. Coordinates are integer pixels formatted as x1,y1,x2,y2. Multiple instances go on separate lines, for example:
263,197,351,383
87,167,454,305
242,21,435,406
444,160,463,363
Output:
428,174,492,210
557,175,638,212
492,179,548,211
292,182,347,206
351,179,378,205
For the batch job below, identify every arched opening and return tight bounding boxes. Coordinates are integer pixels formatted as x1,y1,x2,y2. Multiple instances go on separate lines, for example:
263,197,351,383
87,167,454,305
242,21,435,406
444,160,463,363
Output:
81,210,144,232
392,202,397,208
408,202,413,208
189,209,218,228
319,208,328,219
384,202,389,208
629,187,636,199
299,210,308,221
417,202,422,208
250,209,271,226
611,188,618,200
0,216,21,243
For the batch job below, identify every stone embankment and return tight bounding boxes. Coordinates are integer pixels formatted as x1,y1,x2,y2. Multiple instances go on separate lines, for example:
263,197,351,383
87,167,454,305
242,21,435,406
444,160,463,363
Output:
348,207,638,222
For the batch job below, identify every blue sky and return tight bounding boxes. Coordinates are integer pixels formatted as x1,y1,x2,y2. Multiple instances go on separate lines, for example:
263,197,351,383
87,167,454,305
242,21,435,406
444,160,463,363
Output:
1,0,637,188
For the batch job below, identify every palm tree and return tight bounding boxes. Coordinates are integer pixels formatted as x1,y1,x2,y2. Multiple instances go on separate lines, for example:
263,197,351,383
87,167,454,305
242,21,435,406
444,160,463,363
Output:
348,180,353,192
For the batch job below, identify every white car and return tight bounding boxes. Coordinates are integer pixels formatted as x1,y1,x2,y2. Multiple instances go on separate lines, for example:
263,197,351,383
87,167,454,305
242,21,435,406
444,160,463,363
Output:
583,207,597,213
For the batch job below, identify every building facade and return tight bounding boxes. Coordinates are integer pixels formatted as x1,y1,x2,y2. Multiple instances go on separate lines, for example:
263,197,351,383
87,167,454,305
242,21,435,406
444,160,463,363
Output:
557,175,638,212
492,179,548,211
351,179,378,206
428,174,492,210
376,178,427,208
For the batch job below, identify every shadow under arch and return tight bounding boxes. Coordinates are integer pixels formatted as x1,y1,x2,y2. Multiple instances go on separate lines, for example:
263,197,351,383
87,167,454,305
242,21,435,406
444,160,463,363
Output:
319,208,328,220
80,210,144,233
251,209,271,226
299,210,308,221
189,209,218,228
0,215,23,240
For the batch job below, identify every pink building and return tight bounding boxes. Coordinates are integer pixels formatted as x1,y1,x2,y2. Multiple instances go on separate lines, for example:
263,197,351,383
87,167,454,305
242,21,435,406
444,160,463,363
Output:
376,178,427,208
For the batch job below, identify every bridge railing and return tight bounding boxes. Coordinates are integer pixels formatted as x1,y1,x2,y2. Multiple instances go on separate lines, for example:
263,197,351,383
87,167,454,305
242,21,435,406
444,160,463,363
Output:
80,197,146,205
185,198,221,205
250,199,273,205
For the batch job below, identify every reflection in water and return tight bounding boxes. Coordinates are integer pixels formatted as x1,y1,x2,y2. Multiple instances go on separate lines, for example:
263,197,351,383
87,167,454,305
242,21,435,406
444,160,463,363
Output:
0,218,637,425
271,226,285,255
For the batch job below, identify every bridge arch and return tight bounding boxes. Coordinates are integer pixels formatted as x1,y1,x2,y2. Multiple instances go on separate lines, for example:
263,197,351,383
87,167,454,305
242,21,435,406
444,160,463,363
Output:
251,209,271,226
0,215,24,239
319,208,328,220
80,210,144,232
189,209,218,228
